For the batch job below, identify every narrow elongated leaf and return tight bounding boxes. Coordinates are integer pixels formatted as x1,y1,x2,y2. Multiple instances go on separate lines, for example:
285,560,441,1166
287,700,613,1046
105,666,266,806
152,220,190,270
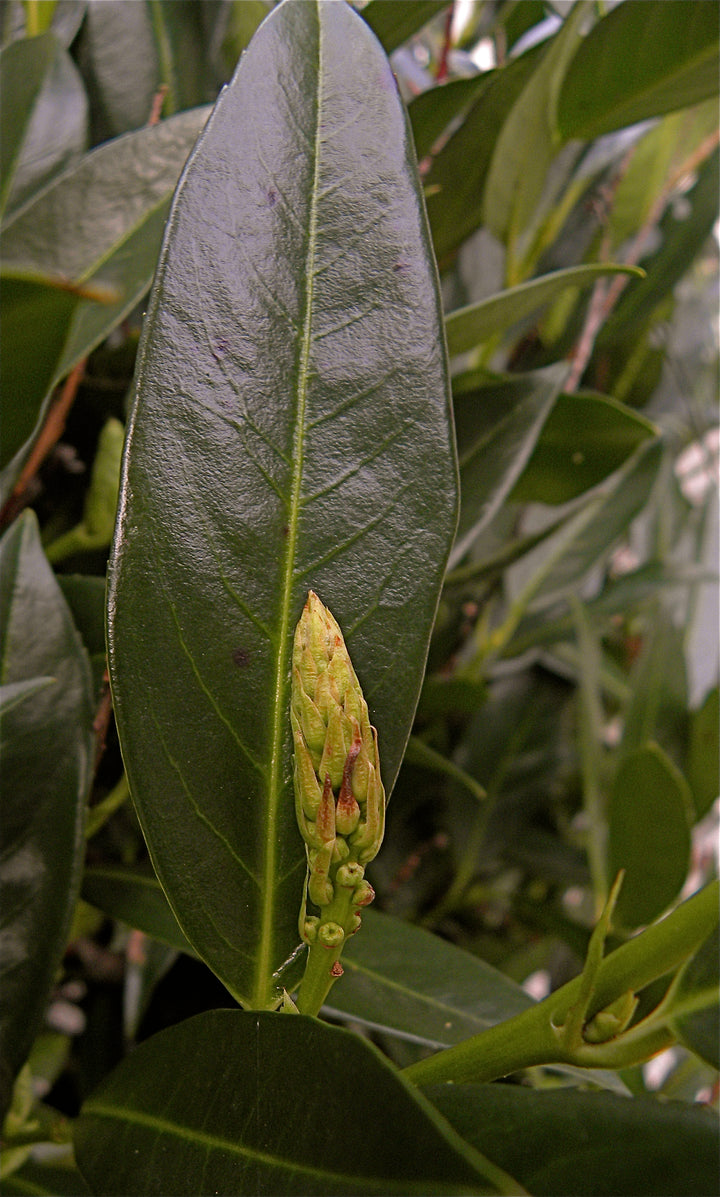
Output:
668,933,720,1070
687,686,719,820
558,0,720,141
599,150,720,346
1,105,210,388
450,366,565,570
620,611,688,764
0,31,87,220
332,908,532,1049
482,5,586,245
444,265,643,357
523,437,663,607
107,0,457,1010
424,46,541,262
509,391,656,505
409,73,492,163
81,866,196,956
75,1010,511,1196
425,1084,720,1197
0,511,94,1120
0,270,110,477
608,743,692,928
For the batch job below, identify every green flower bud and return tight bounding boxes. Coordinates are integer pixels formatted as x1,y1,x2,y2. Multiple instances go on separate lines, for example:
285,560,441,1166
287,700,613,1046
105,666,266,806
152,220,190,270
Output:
318,922,344,949
336,862,365,889
584,990,638,1044
292,589,385,1004
352,880,375,908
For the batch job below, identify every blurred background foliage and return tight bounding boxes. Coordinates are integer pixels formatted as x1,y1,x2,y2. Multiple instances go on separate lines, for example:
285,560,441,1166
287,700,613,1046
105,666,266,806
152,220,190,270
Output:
0,0,718,1190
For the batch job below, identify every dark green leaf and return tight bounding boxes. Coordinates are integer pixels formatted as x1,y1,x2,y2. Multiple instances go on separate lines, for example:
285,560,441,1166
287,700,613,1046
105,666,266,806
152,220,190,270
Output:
510,390,656,505
75,1010,510,1196
451,365,565,569
0,31,87,220
687,686,719,820
81,865,196,956
526,438,663,606
1,105,210,389
57,575,107,659
2,1159,91,1196
445,265,644,357
558,0,720,141
0,511,94,1120
360,0,448,53
408,73,490,163
332,908,532,1049
669,932,720,1070
0,270,106,478
425,1084,720,1197
424,46,541,261
107,0,457,1010
608,743,692,929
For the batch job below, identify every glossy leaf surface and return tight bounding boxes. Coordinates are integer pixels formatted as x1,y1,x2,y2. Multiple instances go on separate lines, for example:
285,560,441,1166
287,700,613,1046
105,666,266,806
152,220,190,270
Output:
0,511,94,1119
107,0,457,1009
608,743,692,928
558,0,720,141
78,0,161,138
75,1010,507,1196
425,1084,720,1197
0,31,87,220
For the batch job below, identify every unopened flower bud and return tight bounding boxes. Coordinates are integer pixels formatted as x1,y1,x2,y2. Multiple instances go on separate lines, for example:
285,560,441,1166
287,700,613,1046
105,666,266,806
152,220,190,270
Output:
584,990,638,1044
353,881,375,908
336,862,365,889
318,922,344,949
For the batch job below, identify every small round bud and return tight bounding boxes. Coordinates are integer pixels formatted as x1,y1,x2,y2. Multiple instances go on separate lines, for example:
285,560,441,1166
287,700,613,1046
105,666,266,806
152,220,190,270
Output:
336,862,365,889
318,922,344,949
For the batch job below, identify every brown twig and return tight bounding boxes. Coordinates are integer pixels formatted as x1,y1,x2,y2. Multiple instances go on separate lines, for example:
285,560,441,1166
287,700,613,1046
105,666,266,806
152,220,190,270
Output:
566,128,720,393
436,3,455,83
0,359,87,529
147,84,169,127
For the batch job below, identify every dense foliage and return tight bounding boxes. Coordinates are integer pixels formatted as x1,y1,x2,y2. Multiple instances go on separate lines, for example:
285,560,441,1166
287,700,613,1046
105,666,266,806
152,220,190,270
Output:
1,1,718,1194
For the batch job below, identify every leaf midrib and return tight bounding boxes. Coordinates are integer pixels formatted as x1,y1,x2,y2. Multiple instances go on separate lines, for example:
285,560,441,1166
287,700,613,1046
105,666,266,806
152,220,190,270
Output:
255,0,323,1008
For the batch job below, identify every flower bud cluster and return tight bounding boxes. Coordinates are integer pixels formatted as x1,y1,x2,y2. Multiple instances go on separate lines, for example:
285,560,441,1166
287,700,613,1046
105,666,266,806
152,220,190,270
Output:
291,592,385,947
